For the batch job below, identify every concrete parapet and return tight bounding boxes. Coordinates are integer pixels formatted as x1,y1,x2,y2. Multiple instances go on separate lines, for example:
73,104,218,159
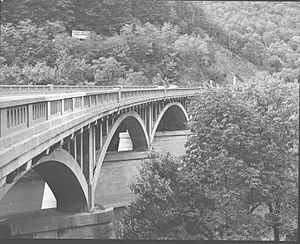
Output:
0,206,114,239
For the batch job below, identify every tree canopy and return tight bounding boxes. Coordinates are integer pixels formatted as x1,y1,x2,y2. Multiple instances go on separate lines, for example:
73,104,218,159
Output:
117,76,299,241
200,1,300,74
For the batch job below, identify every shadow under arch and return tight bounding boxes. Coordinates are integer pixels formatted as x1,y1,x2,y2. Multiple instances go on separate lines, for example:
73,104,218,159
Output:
33,148,89,212
92,111,149,193
150,102,189,143
0,148,89,213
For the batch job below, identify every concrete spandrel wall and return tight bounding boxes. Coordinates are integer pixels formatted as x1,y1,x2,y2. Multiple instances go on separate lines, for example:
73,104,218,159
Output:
151,130,189,157
95,131,189,208
95,156,141,208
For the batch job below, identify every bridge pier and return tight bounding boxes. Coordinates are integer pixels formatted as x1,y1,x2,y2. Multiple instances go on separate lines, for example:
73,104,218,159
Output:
82,126,95,211
0,207,114,239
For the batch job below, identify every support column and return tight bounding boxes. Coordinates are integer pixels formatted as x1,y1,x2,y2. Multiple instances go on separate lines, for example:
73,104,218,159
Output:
148,103,152,139
81,132,84,169
186,99,189,112
67,140,71,153
144,105,148,131
106,117,109,135
153,102,156,121
95,123,99,150
83,126,95,211
74,134,77,163
91,126,96,169
142,105,145,122
75,132,83,168
99,122,103,150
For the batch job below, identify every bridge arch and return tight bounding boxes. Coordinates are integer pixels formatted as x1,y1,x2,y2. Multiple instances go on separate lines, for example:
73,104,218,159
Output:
150,102,188,143
92,111,149,192
33,148,89,212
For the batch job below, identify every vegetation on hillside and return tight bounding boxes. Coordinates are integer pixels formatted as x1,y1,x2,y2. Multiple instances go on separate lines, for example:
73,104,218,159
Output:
200,1,300,79
0,0,265,87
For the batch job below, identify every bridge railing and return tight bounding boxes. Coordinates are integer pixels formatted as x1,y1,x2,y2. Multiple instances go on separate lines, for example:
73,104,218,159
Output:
0,84,158,93
0,87,198,138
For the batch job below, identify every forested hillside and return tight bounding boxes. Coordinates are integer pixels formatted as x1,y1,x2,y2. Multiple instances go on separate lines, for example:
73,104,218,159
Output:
0,0,274,87
201,1,300,80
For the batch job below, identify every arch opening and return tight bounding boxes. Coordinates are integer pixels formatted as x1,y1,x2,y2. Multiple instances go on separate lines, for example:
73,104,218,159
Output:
32,148,89,212
33,148,89,212
93,112,149,195
156,105,188,132
0,149,89,215
107,116,148,152
34,161,88,212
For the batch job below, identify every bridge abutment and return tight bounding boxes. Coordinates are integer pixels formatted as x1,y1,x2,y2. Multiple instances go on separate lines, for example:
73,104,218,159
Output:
0,207,114,239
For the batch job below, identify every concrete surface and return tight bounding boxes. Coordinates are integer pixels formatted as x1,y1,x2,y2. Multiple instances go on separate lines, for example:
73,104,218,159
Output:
0,206,114,239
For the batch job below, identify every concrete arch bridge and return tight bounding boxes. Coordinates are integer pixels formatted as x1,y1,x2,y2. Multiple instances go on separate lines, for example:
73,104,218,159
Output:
0,86,199,215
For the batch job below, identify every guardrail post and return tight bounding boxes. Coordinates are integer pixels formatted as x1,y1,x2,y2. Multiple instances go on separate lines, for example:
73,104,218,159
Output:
61,99,64,115
72,98,75,111
47,84,53,91
0,109,7,137
46,101,51,120
27,104,32,127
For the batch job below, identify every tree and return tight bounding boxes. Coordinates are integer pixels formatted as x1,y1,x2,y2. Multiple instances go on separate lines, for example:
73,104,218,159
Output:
185,76,298,241
117,70,148,86
116,151,185,240
0,0,77,33
241,39,266,66
200,1,300,70
92,57,125,85
117,76,298,241
0,20,59,66
55,52,94,85
173,34,214,86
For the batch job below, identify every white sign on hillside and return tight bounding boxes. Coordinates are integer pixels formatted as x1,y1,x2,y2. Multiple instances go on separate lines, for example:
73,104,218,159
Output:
72,30,91,40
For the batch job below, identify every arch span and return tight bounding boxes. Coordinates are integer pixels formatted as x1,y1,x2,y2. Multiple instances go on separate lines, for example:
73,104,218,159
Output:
92,111,149,193
33,148,89,212
150,102,188,143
